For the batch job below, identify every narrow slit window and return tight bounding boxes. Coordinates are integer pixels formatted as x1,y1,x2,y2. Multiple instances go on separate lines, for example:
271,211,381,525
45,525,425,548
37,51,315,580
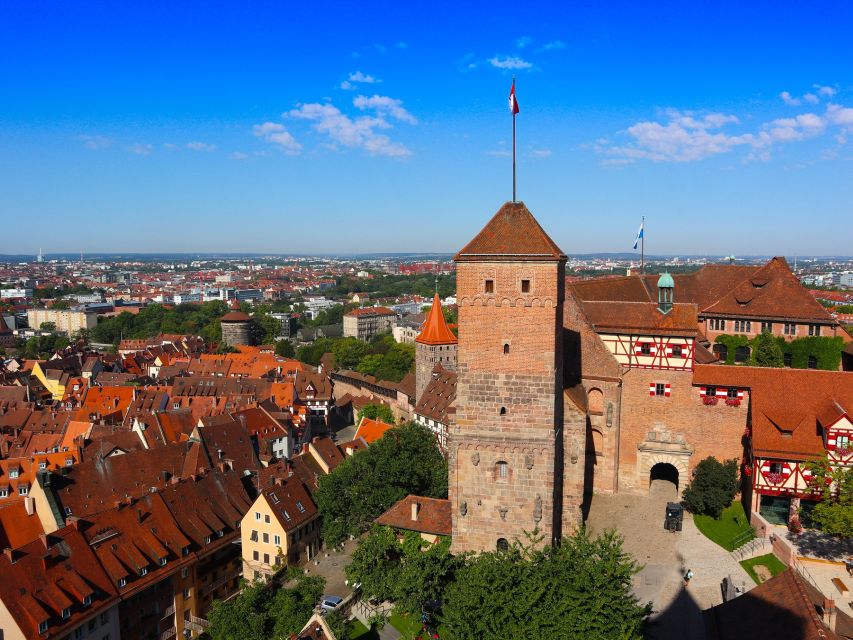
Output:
521,279,530,293
485,279,494,293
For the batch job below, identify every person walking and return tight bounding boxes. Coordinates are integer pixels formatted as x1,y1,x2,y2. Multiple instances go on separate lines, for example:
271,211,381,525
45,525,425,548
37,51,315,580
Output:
684,569,694,586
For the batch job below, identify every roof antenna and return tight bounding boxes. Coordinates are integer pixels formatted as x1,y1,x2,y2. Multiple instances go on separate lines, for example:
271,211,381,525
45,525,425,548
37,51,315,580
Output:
435,275,438,295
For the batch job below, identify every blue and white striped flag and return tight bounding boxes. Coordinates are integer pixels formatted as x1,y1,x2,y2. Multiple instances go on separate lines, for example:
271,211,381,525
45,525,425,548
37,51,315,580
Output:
632,221,644,250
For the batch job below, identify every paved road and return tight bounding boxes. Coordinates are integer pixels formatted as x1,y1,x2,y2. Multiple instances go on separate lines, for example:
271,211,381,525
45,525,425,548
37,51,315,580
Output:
586,481,753,640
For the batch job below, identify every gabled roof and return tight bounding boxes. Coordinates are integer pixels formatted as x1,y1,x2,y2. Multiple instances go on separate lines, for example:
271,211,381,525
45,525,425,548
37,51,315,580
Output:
454,201,566,262
375,495,451,536
260,476,317,532
415,365,457,424
578,301,698,337
416,293,457,345
354,417,393,444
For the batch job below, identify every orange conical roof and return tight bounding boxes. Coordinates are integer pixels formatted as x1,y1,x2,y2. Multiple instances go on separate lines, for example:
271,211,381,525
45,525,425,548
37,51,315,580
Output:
416,293,457,345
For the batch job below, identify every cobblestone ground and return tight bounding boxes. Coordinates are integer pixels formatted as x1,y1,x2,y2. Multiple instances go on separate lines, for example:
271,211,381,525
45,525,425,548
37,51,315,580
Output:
302,538,358,599
586,481,753,640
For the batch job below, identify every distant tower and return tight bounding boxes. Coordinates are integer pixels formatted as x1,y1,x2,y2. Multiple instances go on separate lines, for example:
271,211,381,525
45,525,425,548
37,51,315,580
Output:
37,248,43,263
415,292,458,403
220,300,252,346
657,272,674,314
449,201,570,553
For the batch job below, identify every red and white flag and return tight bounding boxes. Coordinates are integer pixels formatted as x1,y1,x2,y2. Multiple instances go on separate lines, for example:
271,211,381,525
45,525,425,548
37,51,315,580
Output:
509,81,519,114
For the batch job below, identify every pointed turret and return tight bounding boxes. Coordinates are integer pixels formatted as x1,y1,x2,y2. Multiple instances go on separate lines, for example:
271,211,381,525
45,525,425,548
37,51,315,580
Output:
416,293,458,346
415,294,457,404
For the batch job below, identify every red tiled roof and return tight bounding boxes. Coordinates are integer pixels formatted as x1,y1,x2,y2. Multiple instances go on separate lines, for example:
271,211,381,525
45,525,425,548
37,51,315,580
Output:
455,201,566,262
578,301,698,337
221,311,250,322
416,293,457,345
261,476,318,532
354,417,394,444
705,568,841,640
345,306,396,317
415,365,456,424
375,495,451,536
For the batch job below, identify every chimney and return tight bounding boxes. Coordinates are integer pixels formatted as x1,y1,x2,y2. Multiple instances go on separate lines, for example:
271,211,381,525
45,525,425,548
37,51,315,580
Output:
411,501,420,522
822,598,837,632
24,497,35,516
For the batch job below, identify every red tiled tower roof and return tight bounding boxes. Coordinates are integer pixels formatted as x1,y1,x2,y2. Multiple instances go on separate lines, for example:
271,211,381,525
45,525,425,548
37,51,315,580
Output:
454,201,566,262
416,293,458,345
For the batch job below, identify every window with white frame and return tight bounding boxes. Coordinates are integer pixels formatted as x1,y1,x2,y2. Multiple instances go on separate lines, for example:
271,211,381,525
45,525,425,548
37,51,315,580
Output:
808,324,821,336
836,435,850,450
761,321,773,333
274,534,281,546
734,320,752,333
18,485,28,496
709,318,726,331
784,323,797,336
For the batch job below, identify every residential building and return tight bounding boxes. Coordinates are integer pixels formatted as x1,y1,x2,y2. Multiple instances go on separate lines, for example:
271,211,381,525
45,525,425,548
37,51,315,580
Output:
343,307,396,341
376,495,452,544
1,287,33,299
241,476,320,580
27,308,97,335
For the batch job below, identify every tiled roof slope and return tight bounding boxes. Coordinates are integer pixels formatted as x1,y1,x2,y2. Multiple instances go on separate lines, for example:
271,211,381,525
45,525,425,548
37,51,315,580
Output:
693,365,853,460
376,495,451,536
415,365,457,424
704,568,841,640
454,201,566,262
261,476,317,531
579,301,698,336
416,293,458,345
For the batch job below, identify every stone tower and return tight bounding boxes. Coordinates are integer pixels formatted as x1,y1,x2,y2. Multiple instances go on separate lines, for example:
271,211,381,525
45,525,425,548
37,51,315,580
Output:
449,201,567,553
415,292,458,403
220,301,252,347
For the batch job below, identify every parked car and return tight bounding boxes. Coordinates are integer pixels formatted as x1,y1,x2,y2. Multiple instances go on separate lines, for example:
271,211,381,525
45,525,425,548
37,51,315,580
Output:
665,502,683,532
320,595,343,613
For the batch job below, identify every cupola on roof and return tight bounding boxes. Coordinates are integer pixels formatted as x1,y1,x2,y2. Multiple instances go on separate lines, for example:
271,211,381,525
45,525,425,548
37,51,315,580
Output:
657,272,675,288
416,293,458,345
454,201,566,262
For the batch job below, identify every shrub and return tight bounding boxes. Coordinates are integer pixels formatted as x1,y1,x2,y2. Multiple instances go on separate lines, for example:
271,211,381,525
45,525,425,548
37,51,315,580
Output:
683,457,739,518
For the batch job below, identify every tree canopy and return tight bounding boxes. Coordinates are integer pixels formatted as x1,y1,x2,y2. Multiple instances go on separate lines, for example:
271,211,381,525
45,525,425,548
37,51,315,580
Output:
314,422,447,546
682,457,739,518
357,403,395,425
440,529,650,640
207,571,324,640
752,331,784,367
296,334,415,383
90,300,229,345
805,456,853,537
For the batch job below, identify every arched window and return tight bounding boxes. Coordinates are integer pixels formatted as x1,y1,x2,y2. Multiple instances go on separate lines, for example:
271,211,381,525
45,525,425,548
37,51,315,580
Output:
496,538,509,552
734,346,751,363
503,343,510,354
499,407,507,416
713,344,728,361
588,388,604,416
496,461,508,478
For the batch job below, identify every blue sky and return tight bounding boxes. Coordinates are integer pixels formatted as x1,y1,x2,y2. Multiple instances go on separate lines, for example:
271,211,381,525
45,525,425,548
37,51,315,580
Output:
2,1,852,256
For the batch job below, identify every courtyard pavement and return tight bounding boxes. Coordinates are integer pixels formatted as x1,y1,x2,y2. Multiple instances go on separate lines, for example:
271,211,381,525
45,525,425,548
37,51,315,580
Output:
586,480,754,640
302,538,358,600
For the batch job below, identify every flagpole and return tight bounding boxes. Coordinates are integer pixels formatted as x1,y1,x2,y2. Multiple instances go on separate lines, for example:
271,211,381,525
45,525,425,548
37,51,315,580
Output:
641,215,645,274
512,76,517,203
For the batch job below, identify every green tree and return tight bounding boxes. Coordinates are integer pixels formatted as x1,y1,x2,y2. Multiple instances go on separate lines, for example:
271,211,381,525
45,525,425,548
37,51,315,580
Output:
357,403,395,425
356,354,384,377
441,529,650,640
39,322,56,332
373,343,415,383
315,423,447,546
345,525,403,603
332,337,372,370
751,331,784,367
805,455,853,537
682,457,739,518
275,340,295,358
207,572,324,640
51,299,71,310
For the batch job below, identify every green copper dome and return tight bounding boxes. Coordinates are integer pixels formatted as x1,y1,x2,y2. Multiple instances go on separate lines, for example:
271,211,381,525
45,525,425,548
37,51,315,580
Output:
657,272,675,289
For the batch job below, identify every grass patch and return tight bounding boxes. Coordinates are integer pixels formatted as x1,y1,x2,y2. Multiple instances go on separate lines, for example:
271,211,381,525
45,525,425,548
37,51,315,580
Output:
693,501,753,551
740,553,787,585
349,619,380,640
389,608,424,638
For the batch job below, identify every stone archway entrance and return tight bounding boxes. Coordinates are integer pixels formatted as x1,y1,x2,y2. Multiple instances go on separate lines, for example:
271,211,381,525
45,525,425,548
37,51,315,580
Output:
650,462,679,489
637,437,691,499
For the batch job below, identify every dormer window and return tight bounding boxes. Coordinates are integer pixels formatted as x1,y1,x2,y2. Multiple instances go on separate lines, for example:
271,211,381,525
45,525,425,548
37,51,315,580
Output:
39,461,47,470
218,529,224,538
62,607,71,619
65,506,73,516
139,566,148,577
39,621,48,634
296,500,305,513
119,577,127,588
83,594,92,606
9,469,19,479
159,557,167,566
204,535,212,544
182,546,190,556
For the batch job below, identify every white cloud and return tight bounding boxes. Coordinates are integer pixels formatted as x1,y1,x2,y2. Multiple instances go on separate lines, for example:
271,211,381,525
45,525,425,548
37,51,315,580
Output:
488,55,533,70
341,71,381,90
515,36,533,49
163,142,179,150
231,151,249,160
815,84,837,97
129,143,152,156
186,141,216,152
597,100,853,164
77,134,113,150
540,40,566,51
286,100,413,157
780,91,800,106
803,93,819,104
486,149,511,157
353,94,417,124
529,149,552,157
252,122,302,155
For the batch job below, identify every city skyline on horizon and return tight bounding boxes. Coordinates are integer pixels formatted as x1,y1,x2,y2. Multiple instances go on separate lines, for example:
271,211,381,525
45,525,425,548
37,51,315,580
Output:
2,2,852,255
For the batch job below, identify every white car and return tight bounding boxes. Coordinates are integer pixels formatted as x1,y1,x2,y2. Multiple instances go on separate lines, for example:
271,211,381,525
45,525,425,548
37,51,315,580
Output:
320,595,343,613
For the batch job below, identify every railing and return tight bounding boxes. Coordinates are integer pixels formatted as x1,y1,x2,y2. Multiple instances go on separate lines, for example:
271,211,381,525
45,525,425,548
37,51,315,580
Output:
184,619,205,634
161,604,175,620
189,614,209,628
201,567,241,597
730,536,769,561
159,626,176,640
730,527,757,551
791,556,822,592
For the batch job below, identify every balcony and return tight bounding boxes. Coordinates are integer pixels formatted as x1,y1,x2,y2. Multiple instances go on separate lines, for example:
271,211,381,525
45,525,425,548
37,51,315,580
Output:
184,615,209,633
200,567,241,597
159,627,176,640
161,604,175,621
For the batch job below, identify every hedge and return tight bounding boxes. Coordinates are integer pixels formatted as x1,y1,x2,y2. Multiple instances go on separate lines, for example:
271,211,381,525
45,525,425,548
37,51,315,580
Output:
713,334,844,370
